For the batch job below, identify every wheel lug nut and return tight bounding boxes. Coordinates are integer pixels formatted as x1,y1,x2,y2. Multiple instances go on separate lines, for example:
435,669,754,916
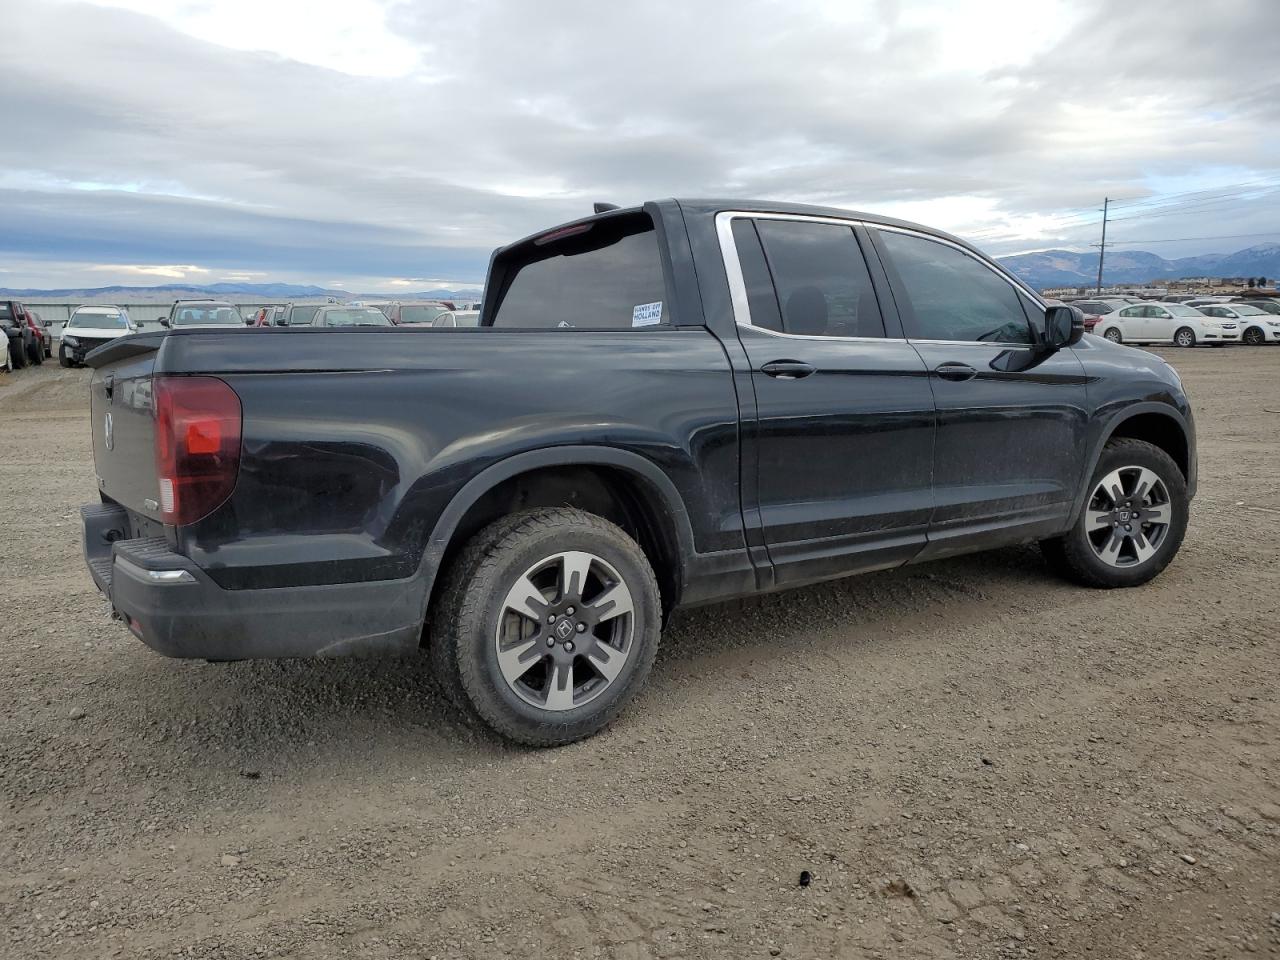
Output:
1124,523,1132,531
546,637,555,647
547,614,556,623
576,623,586,633
564,641,575,653
566,606,575,615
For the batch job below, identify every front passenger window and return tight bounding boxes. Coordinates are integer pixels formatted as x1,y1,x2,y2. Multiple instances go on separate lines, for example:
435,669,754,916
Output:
876,229,1032,344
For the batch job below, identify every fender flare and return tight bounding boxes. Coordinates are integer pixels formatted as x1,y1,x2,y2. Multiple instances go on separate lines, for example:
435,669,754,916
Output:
1068,402,1192,525
418,444,696,596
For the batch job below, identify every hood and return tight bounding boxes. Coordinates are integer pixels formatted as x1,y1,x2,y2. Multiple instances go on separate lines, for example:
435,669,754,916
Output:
62,326,132,340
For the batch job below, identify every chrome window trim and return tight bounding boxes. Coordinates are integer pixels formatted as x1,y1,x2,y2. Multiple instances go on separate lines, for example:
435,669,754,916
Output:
715,210,1044,347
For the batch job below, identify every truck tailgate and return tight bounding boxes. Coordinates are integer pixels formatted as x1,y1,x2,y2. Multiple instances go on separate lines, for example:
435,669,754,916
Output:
88,334,166,524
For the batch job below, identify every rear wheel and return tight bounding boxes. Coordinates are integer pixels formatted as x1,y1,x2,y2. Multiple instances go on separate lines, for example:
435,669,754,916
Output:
12,341,28,369
29,340,43,365
1041,438,1188,588
57,344,72,367
1174,327,1196,348
1243,326,1265,346
1102,327,1122,343
431,507,662,746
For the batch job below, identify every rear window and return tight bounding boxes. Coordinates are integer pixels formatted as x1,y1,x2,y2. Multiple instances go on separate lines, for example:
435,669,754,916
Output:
0,305,10,320
399,304,447,324
174,305,242,325
491,213,668,329
318,308,392,327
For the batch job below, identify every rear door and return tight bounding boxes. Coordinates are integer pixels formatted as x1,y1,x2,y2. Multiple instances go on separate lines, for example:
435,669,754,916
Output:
867,226,1088,558
1145,304,1175,342
721,213,936,587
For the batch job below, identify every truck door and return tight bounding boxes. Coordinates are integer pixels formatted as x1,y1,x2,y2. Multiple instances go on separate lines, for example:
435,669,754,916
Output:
866,226,1088,559
721,214,936,588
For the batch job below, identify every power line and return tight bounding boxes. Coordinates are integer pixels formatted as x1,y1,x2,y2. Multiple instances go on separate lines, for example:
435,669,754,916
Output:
1106,176,1280,209
1102,231,1280,245
967,178,1280,241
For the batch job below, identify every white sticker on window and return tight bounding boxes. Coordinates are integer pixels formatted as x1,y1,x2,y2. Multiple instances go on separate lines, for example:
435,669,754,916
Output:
632,301,663,327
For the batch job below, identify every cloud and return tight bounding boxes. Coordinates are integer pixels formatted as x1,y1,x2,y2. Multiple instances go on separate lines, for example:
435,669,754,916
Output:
0,0,1277,288
89,263,210,279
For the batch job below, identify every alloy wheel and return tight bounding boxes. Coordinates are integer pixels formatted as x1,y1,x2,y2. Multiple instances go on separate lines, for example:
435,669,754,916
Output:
1244,327,1264,346
1175,328,1195,347
1104,328,1122,343
494,550,635,711
1085,466,1173,568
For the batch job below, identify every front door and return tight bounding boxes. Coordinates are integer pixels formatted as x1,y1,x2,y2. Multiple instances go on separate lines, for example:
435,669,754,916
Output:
724,215,936,587
868,227,1089,560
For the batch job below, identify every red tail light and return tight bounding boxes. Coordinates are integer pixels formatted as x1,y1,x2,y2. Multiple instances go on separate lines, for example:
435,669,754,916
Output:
153,376,241,525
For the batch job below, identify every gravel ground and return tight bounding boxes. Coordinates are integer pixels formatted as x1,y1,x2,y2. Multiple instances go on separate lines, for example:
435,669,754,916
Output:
1,349,1278,960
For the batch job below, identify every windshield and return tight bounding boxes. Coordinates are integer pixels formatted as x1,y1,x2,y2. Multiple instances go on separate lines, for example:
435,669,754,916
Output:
319,308,392,327
398,304,447,323
1231,305,1266,316
68,310,128,330
173,305,242,325
1165,304,1205,317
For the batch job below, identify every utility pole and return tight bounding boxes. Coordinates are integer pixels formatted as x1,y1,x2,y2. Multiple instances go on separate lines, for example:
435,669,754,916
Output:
1095,197,1110,294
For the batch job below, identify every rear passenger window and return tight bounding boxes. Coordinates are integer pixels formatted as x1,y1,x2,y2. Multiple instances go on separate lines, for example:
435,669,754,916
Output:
749,219,885,338
877,229,1032,344
491,214,668,329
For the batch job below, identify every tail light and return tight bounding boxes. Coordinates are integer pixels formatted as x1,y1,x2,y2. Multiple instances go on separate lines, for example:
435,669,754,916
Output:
153,376,241,525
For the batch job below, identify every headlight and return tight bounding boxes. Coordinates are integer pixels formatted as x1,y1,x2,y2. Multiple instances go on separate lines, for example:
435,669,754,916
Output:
1268,321,1280,327
63,335,79,346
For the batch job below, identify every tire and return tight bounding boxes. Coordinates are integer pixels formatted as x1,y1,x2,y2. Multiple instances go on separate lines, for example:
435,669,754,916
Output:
1041,437,1188,589
58,344,70,368
431,507,662,746
12,341,28,369
1174,327,1196,348
1102,327,1122,343
29,340,43,365
1243,326,1265,346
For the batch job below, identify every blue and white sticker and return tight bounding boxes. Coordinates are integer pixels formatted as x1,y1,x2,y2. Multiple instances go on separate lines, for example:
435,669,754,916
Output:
632,301,663,327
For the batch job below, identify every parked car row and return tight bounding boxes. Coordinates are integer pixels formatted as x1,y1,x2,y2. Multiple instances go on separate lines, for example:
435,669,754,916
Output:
1065,296,1280,347
1,299,51,370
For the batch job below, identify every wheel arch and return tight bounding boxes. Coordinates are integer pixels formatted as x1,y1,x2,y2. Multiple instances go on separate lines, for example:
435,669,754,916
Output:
1070,404,1192,525
418,447,695,631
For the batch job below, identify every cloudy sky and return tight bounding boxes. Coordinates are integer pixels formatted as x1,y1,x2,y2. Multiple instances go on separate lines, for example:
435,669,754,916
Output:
2,0,1278,291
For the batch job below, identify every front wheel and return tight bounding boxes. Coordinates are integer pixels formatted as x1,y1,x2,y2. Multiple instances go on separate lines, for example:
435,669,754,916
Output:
1243,326,1265,346
431,507,662,746
11,342,28,369
1102,327,1122,343
1174,327,1196,348
1041,438,1188,588
58,344,70,368
29,341,43,365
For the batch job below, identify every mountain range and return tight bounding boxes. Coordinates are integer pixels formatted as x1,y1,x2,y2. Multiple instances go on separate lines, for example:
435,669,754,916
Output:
3,242,1279,298
0,281,484,301
996,243,1280,290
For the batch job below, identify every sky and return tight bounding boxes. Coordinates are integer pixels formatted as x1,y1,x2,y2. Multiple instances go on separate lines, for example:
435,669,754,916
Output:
2,0,1278,291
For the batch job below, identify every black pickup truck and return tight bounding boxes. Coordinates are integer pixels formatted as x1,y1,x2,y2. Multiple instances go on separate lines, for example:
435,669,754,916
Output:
83,199,1195,745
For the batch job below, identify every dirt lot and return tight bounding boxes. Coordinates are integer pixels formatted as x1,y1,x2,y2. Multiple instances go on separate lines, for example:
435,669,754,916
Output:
1,348,1278,960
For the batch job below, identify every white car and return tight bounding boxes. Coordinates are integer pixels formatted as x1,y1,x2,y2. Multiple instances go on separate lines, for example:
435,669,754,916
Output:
60,305,136,367
1093,302,1240,347
1197,303,1280,346
431,310,481,328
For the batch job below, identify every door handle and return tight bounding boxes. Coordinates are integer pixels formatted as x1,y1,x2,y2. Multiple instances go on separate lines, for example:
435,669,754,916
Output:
760,360,816,380
933,362,977,382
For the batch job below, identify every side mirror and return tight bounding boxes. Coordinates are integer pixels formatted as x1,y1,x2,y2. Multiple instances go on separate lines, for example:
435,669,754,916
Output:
159,318,171,328
1044,305,1084,349
43,320,51,327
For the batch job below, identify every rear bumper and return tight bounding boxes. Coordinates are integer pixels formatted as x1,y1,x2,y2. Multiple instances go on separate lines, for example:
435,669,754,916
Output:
82,502,425,659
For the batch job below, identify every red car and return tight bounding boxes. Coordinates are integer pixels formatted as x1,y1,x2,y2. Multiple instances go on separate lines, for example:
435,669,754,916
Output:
16,305,46,365
26,310,52,360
